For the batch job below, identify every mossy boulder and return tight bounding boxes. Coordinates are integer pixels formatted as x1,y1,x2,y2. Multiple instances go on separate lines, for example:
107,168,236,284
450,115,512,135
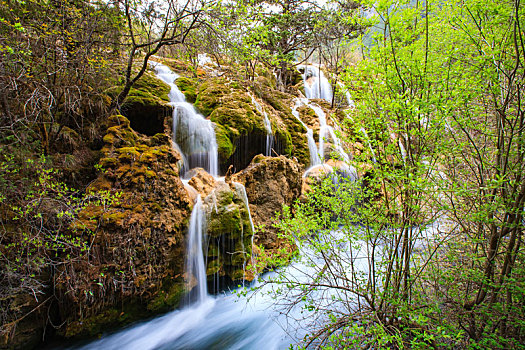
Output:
232,155,303,263
201,181,254,283
175,76,197,103
190,78,273,170
111,71,172,136
194,78,228,117
56,114,193,342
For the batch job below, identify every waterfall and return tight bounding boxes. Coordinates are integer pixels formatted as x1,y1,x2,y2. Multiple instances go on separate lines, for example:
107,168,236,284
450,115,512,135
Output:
232,182,255,234
337,81,356,108
301,65,333,101
398,137,407,164
153,63,219,177
301,100,350,165
233,181,256,282
250,94,274,156
185,195,208,305
296,67,357,180
292,98,321,166
360,127,377,163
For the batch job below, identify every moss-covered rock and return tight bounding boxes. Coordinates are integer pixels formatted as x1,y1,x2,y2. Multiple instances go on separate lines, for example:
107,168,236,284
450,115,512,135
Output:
194,78,228,117
104,70,173,137
55,114,193,342
175,76,197,103
200,181,254,283
232,155,303,264
214,124,234,161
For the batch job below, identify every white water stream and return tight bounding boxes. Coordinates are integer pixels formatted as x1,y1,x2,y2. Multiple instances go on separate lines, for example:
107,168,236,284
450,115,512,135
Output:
184,195,207,305
153,63,219,177
70,219,414,350
301,65,333,101
291,98,321,167
59,63,368,350
292,67,357,179
250,94,274,157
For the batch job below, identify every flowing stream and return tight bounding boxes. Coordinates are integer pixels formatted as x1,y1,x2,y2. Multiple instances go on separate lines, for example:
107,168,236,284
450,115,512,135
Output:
59,63,365,350
184,195,207,305
63,63,301,349
293,66,357,180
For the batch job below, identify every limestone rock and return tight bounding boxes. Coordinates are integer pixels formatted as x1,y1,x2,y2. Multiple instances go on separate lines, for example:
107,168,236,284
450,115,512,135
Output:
202,181,254,282
187,167,217,198
232,155,303,253
57,115,192,339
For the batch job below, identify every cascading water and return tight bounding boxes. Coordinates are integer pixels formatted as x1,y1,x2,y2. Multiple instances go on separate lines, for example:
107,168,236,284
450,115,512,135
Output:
250,94,274,156
360,127,377,163
337,81,356,108
296,65,358,180
153,63,219,177
398,135,407,163
184,195,208,305
291,98,321,167
301,65,333,101
63,62,369,350
232,181,256,284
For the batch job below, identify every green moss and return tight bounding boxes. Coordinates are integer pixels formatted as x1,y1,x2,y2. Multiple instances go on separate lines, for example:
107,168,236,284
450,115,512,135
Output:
102,133,116,145
150,133,169,146
117,147,140,162
139,150,157,163
147,281,185,312
274,128,293,156
102,211,127,226
210,104,263,136
215,124,234,160
65,309,122,338
99,157,117,168
207,203,241,238
108,115,130,127
230,251,249,266
206,259,222,276
122,94,164,111
207,244,220,258
104,120,138,148
277,112,309,166
251,154,266,164
175,77,197,103
194,79,229,117
230,269,246,281
63,298,161,339
217,187,234,206
145,169,156,178
132,71,171,102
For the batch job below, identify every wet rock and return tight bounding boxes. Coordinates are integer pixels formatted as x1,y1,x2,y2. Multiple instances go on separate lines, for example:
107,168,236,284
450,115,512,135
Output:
202,181,254,284
232,155,303,255
187,168,217,198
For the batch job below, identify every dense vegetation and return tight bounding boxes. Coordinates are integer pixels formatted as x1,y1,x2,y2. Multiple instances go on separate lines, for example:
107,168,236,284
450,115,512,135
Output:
267,0,525,348
0,0,524,348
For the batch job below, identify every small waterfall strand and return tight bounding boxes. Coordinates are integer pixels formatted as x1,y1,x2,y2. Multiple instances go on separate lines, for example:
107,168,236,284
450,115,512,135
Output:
291,98,322,166
250,94,274,156
153,62,219,177
301,64,333,101
185,195,208,305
